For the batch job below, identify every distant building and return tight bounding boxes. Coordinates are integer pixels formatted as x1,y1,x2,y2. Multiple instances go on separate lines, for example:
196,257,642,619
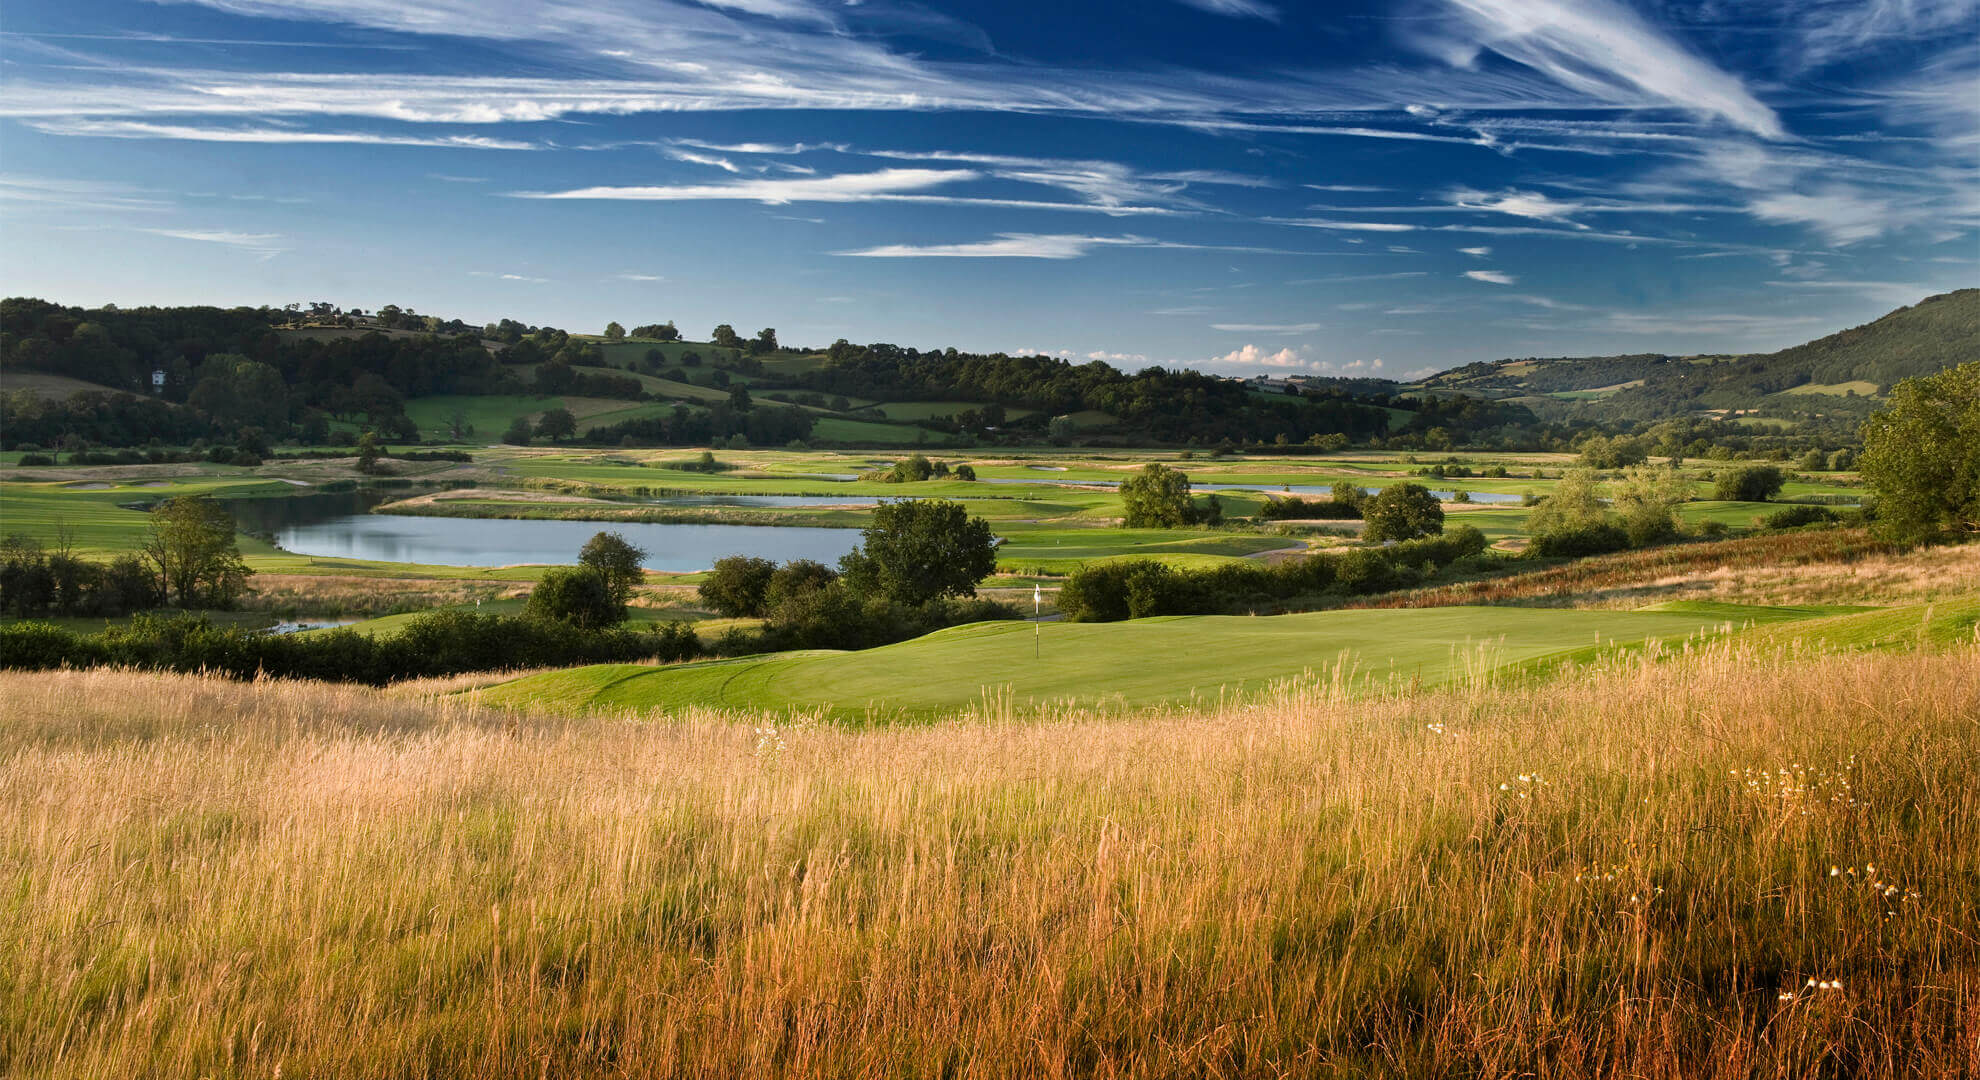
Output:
150,369,167,394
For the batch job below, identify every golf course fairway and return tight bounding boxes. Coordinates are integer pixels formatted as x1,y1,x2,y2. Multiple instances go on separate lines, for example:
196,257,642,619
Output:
476,602,1833,720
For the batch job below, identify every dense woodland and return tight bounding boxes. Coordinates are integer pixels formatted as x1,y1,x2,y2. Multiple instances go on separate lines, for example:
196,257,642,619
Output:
2,292,1968,454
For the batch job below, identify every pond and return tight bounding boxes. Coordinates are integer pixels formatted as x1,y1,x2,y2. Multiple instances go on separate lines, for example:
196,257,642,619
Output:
225,492,865,572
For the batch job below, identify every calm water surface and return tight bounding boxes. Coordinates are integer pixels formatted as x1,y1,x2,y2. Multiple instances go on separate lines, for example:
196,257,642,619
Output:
227,493,864,572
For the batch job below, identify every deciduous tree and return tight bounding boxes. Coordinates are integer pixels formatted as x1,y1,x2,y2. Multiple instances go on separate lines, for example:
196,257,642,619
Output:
578,531,648,605
524,566,622,630
142,496,252,607
1120,464,1193,528
1362,483,1444,542
838,499,997,606
1859,361,1979,543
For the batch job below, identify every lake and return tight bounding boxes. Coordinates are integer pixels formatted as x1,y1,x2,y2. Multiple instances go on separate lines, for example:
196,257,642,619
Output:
226,492,865,572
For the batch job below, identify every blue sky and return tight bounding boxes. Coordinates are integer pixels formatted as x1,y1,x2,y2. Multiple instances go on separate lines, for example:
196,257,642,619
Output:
1,0,1974,378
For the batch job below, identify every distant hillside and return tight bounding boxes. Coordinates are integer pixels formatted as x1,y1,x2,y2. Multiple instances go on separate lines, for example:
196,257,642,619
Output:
1416,289,1979,424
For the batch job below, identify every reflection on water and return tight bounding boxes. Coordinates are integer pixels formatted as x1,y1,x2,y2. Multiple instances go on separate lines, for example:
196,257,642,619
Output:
225,492,865,572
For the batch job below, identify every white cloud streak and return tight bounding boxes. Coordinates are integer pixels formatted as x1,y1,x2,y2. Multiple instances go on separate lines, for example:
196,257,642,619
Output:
1173,0,1278,20
1211,322,1322,333
1417,0,1784,137
23,118,536,149
835,234,1150,259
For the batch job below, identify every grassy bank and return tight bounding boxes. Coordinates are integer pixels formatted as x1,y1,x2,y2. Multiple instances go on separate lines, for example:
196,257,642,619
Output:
474,601,1846,720
2,638,1974,1077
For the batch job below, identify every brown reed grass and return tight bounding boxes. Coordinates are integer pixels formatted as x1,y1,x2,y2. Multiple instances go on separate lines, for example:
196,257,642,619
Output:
1,638,1974,1078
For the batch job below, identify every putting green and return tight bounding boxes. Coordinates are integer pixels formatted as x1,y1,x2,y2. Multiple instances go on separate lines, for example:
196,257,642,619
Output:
476,602,1820,721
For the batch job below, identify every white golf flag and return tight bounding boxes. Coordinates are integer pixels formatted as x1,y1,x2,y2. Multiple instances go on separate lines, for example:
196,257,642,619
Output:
1034,583,1041,611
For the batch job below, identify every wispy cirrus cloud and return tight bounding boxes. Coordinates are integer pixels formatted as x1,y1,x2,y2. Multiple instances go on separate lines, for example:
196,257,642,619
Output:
1766,279,1947,306
0,175,172,213
1446,187,1587,225
1287,271,1429,285
515,168,1185,216
836,232,1323,258
1413,0,1784,137
1463,269,1517,285
519,168,966,206
1211,322,1322,333
24,118,536,150
664,148,742,173
1269,218,1418,233
139,227,286,258
835,233,1148,259
1173,0,1278,20
1789,0,1980,72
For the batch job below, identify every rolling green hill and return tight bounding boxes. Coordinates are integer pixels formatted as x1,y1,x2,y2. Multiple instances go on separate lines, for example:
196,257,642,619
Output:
473,603,1830,721
1415,290,1979,423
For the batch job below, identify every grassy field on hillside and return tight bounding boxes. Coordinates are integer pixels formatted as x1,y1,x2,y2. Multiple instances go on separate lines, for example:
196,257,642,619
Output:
474,601,1850,720
592,340,742,368
403,394,565,439
869,400,1039,421
808,416,965,445
4,637,1972,1077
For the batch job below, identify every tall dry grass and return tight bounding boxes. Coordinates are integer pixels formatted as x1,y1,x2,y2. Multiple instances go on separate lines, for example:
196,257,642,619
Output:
1,641,1975,1078
1353,531,1980,611
241,574,528,617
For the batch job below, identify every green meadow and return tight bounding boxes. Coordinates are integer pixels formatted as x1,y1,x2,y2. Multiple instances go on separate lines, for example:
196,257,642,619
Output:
472,600,1848,721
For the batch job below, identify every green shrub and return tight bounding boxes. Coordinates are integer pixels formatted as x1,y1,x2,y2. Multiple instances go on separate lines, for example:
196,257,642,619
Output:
699,555,778,617
524,566,624,630
0,610,702,684
1362,483,1444,542
1714,465,1785,502
1530,522,1632,558
1056,525,1487,621
1259,497,1360,520
1765,504,1840,530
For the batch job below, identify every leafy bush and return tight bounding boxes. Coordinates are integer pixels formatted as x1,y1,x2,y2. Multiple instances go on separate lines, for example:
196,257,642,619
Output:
1259,497,1360,520
1056,526,1487,621
1362,483,1444,542
1765,504,1840,530
523,566,624,630
699,556,778,617
763,559,838,611
1529,522,1632,558
1714,465,1785,502
0,610,703,684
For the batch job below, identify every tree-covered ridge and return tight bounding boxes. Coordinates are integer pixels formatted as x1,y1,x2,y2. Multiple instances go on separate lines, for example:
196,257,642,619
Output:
794,341,1446,445
1412,290,1978,421
3,297,1548,449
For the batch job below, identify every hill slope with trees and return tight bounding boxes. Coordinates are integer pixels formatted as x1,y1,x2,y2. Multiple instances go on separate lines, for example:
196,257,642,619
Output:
1415,289,1979,423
